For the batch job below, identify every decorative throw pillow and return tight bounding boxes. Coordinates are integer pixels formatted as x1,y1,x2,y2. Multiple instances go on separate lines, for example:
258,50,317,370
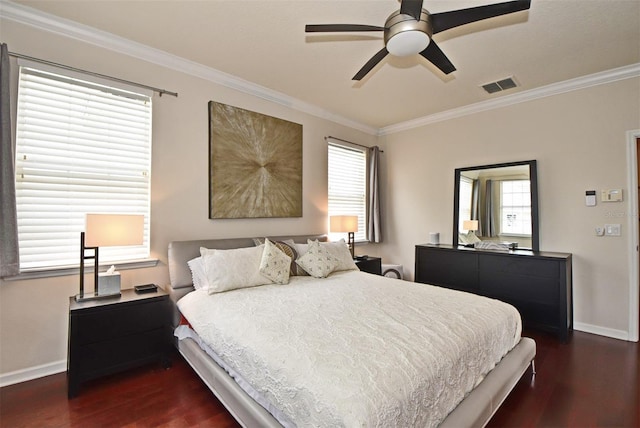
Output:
200,245,271,294
187,256,209,291
253,238,298,276
277,240,306,276
259,239,291,285
317,239,359,272
295,239,338,278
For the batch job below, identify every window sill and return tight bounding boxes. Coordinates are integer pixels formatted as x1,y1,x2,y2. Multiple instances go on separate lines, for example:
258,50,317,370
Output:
2,258,159,281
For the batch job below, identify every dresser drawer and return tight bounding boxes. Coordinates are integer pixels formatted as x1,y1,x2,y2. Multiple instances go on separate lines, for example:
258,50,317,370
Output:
480,253,560,278
415,247,478,292
479,258,560,305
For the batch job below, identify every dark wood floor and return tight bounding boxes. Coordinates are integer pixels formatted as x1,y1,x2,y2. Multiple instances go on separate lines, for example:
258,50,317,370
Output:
1,330,638,427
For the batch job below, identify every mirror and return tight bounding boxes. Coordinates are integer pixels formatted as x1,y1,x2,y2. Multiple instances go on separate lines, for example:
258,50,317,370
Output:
453,160,539,251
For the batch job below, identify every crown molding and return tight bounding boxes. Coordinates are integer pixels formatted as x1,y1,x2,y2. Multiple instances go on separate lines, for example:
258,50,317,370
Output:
0,1,378,135
379,62,640,135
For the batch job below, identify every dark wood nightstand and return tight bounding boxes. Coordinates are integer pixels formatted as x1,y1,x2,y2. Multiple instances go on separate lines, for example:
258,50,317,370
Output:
67,288,172,398
355,256,382,275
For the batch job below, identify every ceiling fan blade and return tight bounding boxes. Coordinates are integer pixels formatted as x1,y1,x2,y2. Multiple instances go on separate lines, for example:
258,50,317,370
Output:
419,42,456,75
399,0,424,20
431,0,531,34
305,24,385,33
353,47,389,81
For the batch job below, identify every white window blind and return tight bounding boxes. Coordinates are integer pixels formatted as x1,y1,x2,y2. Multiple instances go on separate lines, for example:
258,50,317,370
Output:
500,180,532,236
15,66,152,270
328,142,367,242
458,176,474,233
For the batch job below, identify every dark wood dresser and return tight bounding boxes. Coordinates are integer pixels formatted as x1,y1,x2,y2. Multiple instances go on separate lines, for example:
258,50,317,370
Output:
67,288,172,397
415,244,573,341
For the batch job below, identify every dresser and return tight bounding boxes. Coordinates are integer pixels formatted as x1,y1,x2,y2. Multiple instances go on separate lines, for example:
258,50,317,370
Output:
67,288,172,397
415,244,572,341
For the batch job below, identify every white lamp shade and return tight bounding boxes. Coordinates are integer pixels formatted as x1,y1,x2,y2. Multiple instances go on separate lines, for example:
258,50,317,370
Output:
85,214,145,247
463,220,479,232
330,215,359,233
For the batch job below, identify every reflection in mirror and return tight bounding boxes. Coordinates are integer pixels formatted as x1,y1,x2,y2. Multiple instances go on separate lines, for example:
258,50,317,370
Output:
453,160,538,251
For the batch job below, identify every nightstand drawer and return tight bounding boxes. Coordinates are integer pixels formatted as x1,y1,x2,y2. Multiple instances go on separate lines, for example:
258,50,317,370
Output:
73,298,169,344
75,328,169,376
355,257,382,275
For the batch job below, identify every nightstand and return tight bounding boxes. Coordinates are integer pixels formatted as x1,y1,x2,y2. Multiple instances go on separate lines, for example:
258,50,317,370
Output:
67,288,172,398
355,256,382,275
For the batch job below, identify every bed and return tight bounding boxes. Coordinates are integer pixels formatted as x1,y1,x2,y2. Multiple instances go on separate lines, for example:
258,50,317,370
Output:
167,234,536,427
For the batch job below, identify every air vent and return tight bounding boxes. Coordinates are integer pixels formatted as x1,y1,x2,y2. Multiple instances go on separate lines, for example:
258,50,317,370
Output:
481,77,518,94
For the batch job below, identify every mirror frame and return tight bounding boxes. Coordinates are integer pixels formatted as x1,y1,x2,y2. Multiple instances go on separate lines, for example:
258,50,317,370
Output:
453,160,539,251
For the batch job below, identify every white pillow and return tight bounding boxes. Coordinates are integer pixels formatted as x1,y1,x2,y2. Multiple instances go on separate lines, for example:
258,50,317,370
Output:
187,256,209,291
200,245,271,294
295,239,338,278
259,239,291,285
316,239,358,272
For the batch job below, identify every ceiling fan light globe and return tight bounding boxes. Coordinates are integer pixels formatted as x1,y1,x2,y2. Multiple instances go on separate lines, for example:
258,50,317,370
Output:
386,30,430,56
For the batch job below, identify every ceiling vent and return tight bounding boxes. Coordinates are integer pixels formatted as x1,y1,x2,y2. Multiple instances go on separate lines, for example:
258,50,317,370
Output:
481,77,518,94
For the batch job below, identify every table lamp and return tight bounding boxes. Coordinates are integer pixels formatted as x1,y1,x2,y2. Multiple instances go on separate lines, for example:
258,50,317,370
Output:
76,213,145,302
463,220,479,237
330,215,359,258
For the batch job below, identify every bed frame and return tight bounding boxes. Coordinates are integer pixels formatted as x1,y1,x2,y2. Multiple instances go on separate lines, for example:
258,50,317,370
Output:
167,234,536,427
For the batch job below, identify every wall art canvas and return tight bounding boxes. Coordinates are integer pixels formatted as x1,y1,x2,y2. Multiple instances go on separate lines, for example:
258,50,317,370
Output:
208,101,303,219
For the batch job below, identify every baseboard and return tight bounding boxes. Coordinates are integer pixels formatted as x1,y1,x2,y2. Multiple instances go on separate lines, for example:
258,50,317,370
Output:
0,360,67,387
574,322,631,341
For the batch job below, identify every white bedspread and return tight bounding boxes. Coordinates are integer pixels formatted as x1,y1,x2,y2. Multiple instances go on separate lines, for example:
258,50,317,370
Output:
177,270,522,427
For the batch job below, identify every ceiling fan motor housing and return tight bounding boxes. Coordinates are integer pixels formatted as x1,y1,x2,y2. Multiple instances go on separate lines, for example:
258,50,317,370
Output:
384,9,433,56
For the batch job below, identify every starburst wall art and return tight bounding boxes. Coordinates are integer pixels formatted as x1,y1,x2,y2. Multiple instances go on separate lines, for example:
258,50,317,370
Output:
208,101,302,219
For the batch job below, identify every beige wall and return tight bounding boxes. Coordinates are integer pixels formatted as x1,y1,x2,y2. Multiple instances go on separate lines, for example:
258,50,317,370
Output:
0,19,376,377
2,17,639,382
376,77,640,338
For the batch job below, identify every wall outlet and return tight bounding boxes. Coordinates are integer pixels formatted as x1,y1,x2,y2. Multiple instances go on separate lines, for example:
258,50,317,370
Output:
604,224,621,236
595,227,604,236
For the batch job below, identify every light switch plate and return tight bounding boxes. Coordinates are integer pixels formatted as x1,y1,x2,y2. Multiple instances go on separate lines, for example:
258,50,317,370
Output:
601,189,623,202
604,224,621,236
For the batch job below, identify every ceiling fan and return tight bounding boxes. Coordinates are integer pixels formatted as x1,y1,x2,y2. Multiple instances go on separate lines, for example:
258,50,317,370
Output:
305,0,531,81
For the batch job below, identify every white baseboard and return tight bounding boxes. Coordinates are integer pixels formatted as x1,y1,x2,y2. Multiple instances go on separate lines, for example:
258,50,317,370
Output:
574,322,631,341
0,360,67,387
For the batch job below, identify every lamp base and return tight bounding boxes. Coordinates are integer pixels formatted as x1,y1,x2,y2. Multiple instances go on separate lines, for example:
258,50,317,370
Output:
75,292,121,303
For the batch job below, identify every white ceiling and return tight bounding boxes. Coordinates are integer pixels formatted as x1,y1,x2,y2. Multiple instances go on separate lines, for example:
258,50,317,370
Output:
7,0,640,131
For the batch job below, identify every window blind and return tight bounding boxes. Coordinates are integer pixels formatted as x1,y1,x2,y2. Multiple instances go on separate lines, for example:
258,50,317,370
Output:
328,142,367,242
15,66,152,270
458,176,474,233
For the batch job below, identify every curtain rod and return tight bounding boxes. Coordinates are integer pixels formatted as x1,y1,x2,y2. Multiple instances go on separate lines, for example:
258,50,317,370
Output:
8,51,178,97
325,136,384,153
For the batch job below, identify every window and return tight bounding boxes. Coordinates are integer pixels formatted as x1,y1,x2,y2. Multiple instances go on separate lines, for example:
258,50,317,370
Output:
458,176,474,233
15,65,152,270
500,180,531,236
328,142,366,242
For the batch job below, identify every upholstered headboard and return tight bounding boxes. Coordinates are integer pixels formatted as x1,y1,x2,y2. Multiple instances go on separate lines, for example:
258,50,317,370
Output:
166,234,327,325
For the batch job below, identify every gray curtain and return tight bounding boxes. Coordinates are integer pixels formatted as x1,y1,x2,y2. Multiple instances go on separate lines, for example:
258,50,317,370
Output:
0,43,19,277
367,146,382,243
482,179,497,237
471,178,479,225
